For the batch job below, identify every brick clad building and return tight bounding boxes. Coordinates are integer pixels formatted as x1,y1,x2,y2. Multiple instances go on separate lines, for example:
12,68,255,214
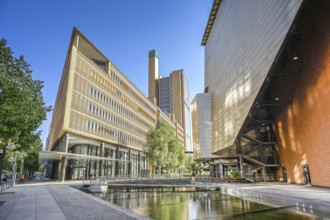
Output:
195,0,330,187
275,0,330,186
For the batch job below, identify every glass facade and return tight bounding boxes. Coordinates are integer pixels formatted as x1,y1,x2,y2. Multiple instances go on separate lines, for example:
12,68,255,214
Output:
65,144,146,180
159,77,171,114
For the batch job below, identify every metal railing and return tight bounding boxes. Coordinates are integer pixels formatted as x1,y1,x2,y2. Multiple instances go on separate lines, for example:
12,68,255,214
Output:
0,182,12,191
81,174,255,187
83,175,189,185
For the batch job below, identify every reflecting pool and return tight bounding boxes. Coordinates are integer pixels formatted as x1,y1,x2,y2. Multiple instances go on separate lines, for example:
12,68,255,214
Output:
89,187,321,220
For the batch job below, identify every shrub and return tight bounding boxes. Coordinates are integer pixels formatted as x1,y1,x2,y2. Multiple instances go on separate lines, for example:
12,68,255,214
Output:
228,171,240,179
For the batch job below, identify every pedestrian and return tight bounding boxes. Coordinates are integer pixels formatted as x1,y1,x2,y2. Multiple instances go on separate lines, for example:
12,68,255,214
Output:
2,174,7,183
20,174,25,183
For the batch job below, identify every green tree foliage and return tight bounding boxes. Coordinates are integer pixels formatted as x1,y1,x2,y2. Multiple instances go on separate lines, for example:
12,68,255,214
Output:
228,171,240,179
0,39,51,181
24,140,43,174
144,119,184,174
184,154,194,168
3,140,41,178
188,161,203,176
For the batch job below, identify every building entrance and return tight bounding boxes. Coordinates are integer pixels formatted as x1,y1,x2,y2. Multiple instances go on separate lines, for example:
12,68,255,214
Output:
302,164,311,185
282,167,287,182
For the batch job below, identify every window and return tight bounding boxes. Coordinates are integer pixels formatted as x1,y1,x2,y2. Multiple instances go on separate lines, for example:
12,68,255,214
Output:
94,60,107,71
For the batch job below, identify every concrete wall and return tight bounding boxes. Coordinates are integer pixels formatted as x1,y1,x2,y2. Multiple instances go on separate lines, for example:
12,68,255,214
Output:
275,2,330,187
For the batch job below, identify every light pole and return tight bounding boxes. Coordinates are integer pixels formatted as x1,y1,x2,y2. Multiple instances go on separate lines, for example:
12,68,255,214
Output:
12,151,18,186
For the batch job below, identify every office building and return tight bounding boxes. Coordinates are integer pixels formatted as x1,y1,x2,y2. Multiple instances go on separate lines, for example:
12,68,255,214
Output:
196,0,330,186
191,93,215,161
148,50,193,152
41,28,184,181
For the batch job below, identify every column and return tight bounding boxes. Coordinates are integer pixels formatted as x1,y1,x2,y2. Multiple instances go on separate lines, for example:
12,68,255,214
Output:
57,160,61,181
59,157,67,182
99,142,104,177
138,152,141,176
239,156,244,177
115,146,119,176
128,150,131,176
63,133,69,153
262,167,267,182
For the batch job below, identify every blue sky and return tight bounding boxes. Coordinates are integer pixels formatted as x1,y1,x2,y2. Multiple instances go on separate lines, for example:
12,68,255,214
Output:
0,0,212,147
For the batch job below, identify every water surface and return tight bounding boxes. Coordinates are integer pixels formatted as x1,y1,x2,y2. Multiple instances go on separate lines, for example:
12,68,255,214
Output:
90,187,320,220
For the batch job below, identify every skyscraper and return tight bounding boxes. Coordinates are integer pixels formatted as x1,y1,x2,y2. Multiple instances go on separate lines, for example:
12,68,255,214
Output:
148,50,159,106
148,50,193,152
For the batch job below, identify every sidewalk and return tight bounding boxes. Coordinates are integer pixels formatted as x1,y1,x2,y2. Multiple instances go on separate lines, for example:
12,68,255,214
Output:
0,184,66,220
0,183,151,220
220,182,330,214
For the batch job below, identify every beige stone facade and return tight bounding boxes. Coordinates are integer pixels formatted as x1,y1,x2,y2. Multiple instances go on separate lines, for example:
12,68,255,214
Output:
45,28,184,180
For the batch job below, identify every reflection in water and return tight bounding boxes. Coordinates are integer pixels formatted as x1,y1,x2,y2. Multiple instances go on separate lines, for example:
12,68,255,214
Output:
89,187,320,220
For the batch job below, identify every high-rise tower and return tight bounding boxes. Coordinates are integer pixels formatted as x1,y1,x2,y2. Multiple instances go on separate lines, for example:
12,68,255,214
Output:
148,51,193,153
148,49,159,106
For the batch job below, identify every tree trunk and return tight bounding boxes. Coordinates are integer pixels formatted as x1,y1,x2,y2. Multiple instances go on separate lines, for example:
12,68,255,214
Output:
0,147,6,184
19,157,24,181
12,151,18,186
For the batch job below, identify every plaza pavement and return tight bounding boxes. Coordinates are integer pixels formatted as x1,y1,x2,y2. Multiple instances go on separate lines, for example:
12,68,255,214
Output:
0,181,330,219
220,182,330,216
0,181,151,220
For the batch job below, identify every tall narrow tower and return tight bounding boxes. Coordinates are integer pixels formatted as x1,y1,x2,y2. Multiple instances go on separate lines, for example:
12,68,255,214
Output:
148,49,159,106
148,50,193,153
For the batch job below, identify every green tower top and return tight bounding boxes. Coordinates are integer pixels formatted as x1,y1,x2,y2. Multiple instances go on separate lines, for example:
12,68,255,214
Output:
149,49,158,58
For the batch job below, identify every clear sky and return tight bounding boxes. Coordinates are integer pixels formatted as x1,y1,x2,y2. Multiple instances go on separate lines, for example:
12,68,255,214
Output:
0,0,212,147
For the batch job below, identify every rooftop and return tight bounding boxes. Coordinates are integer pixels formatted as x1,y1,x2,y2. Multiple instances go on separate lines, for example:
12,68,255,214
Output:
201,0,222,46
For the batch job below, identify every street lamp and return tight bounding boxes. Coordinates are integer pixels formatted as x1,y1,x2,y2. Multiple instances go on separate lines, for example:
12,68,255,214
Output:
12,151,18,186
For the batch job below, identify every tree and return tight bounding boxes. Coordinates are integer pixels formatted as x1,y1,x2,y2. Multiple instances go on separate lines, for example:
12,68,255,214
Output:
188,161,203,176
0,39,51,183
23,139,43,176
144,119,184,174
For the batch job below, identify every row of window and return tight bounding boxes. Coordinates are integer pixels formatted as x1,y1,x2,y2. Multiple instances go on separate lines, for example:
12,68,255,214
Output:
89,70,156,125
86,120,145,147
110,70,156,115
75,52,150,122
90,71,139,110
160,98,171,103
75,52,157,126
70,95,144,148
160,85,171,90
89,87,151,129
160,93,171,98
87,101,146,138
